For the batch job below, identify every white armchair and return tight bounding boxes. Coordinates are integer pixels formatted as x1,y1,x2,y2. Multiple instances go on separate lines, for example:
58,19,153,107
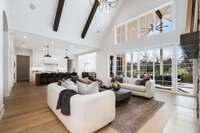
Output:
47,83,116,133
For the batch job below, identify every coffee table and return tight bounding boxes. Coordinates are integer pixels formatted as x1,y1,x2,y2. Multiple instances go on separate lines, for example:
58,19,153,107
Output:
100,87,132,106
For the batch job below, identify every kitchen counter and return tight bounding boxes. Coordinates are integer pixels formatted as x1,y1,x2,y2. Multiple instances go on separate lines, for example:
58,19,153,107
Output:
35,72,72,85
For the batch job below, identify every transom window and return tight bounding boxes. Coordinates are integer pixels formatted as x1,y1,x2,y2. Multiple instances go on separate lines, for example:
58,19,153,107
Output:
115,2,175,44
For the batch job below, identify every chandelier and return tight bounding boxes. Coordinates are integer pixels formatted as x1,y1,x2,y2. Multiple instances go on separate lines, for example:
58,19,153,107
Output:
98,0,119,12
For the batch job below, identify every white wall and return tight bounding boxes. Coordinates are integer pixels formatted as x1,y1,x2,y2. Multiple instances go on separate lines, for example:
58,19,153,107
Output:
15,46,75,82
96,0,188,81
77,52,96,75
0,0,8,118
8,32,15,94
31,48,70,72
2,10,9,97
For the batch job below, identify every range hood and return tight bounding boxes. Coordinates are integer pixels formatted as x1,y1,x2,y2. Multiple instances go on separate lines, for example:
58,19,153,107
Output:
180,31,199,59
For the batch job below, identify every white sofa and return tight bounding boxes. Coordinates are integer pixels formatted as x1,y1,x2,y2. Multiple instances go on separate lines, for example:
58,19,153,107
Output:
119,78,155,98
47,83,116,133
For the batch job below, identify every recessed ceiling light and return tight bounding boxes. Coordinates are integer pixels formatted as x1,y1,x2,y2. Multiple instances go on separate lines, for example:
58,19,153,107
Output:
23,36,27,39
29,3,36,10
96,30,100,34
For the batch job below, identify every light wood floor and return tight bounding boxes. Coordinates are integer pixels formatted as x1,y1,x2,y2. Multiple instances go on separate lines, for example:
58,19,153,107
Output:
0,83,198,133
0,83,117,133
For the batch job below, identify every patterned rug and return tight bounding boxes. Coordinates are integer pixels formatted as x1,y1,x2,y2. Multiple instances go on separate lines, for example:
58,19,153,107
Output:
110,96,164,133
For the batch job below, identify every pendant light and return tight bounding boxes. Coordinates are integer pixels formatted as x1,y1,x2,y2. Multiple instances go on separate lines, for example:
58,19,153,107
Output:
64,49,70,59
44,45,52,57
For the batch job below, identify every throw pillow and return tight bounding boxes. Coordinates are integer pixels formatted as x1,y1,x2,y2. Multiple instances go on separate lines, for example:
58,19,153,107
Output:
140,78,150,86
62,79,78,92
57,80,62,86
77,81,99,95
71,75,79,83
135,79,142,85
82,77,93,84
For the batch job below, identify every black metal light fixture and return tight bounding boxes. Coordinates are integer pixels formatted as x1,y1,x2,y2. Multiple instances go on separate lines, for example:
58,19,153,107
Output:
64,49,70,59
44,45,52,57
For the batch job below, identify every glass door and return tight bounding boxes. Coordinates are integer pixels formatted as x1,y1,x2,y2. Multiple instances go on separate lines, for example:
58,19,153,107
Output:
176,46,195,96
153,47,173,91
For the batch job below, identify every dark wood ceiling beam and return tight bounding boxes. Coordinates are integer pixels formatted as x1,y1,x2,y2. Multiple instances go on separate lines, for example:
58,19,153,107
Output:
155,10,163,19
81,0,100,39
186,0,197,32
53,0,65,32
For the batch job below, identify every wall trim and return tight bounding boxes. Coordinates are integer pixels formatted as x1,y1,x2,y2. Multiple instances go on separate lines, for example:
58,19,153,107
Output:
0,104,4,120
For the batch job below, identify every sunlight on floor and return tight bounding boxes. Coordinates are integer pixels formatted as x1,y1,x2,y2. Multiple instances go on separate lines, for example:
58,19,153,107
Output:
139,91,198,133
163,106,197,133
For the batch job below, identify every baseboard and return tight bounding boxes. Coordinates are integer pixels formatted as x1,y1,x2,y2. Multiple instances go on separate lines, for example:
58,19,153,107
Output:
0,104,4,120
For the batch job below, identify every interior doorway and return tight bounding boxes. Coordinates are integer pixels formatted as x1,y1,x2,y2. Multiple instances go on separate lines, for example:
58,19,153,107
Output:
17,55,30,82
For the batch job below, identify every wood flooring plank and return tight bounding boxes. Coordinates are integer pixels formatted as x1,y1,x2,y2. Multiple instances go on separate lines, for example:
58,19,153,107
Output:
0,83,112,133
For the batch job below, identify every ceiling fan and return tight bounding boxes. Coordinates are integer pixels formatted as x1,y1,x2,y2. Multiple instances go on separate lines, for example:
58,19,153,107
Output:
140,8,174,34
140,24,154,34
155,9,174,32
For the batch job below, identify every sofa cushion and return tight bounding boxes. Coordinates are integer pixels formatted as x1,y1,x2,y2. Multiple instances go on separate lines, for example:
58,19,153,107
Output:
120,83,146,92
62,79,78,92
140,77,150,86
126,78,137,84
135,79,142,85
77,81,99,95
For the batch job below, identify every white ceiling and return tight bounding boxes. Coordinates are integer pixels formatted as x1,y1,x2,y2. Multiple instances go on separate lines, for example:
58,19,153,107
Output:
13,31,96,55
7,0,124,51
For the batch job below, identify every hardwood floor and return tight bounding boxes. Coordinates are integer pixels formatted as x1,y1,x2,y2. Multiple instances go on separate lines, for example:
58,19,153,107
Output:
0,83,68,133
0,83,198,133
0,83,117,133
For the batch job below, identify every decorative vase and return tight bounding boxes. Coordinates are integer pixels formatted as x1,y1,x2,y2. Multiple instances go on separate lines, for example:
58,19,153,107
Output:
112,82,120,91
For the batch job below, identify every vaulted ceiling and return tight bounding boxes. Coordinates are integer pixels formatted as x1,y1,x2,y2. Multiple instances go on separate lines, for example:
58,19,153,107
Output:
7,0,124,51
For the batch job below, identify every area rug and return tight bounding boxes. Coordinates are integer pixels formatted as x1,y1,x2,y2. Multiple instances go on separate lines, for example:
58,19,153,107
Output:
110,97,164,133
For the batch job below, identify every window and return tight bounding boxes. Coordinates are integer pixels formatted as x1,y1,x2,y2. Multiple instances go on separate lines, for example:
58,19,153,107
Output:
114,2,174,44
114,46,173,91
138,50,154,78
116,25,126,44
78,53,96,74
155,47,173,90
108,45,196,96
127,20,138,41
109,54,125,77
139,12,154,37
132,52,138,78
116,54,125,76
155,3,174,33
126,53,132,78
177,46,194,95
